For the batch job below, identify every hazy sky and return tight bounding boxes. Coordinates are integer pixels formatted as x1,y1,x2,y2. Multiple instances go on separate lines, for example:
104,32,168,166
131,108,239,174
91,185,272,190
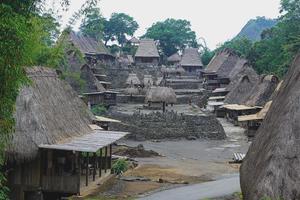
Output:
55,0,281,49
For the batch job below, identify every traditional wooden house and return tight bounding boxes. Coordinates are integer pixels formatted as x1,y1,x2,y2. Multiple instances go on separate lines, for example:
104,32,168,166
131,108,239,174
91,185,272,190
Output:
222,104,262,124
145,87,177,112
135,39,160,66
167,53,181,66
203,48,249,87
126,73,141,87
180,48,203,74
68,31,115,64
6,67,127,200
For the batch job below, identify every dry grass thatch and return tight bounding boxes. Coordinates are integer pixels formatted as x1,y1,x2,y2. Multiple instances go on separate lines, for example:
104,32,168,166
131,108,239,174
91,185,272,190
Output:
124,86,140,95
205,48,248,79
167,53,181,63
126,73,141,85
7,67,95,163
81,64,106,92
245,75,279,106
135,39,159,58
143,75,154,87
180,48,203,67
240,54,300,199
145,87,177,104
224,66,259,105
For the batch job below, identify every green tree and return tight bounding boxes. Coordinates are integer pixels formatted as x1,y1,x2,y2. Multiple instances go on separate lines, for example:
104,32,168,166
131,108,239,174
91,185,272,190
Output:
143,18,198,56
103,13,139,47
80,7,104,40
216,37,253,58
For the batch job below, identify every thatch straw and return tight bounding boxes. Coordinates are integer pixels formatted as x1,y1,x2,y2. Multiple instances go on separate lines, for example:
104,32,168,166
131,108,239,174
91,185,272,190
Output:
7,67,95,163
143,75,154,87
225,65,259,104
245,75,279,106
81,64,106,92
124,86,140,95
145,87,177,104
240,54,300,200
126,73,141,85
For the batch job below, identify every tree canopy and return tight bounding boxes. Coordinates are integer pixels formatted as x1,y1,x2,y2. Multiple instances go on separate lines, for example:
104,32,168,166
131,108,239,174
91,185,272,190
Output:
80,7,104,40
143,18,198,56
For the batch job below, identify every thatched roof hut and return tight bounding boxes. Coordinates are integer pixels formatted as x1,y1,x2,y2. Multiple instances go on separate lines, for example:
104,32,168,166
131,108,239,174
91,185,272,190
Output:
143,75,154,87
180,48,203,70
224,66,259,105
7,67,96,162
167,53,181,64
135,39,159,58
240,54,300,200
129,37,140,45
69,31,113,57
124,86,140,96
126,73,141,86
81,64,106,92
145,87,177,104
205,48,248,79
245,75,279,106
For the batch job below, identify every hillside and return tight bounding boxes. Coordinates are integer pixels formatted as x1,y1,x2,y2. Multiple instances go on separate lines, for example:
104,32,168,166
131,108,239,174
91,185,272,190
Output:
236,17,277,41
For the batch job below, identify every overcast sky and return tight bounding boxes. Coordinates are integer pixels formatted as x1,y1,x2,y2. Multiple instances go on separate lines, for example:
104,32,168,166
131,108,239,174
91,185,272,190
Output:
54,0,281,49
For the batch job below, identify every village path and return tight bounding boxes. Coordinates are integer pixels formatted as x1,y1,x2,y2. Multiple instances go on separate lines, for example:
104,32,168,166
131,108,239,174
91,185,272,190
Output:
138,174,240,200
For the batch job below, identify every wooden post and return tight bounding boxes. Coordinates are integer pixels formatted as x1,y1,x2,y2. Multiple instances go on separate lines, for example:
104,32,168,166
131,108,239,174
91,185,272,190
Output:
109,144,112,170
93,153,96,181
99,149,102,177
162,102,166,113
86,153,89,186
77,152,81,195
105,146,108,173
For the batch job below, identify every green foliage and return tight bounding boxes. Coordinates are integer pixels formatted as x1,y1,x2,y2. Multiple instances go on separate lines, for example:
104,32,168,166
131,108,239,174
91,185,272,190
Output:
112,159,129,175
91,104,107,116
104,13,139,47
143,18,198,56
80,7,104,40
216,37,253,58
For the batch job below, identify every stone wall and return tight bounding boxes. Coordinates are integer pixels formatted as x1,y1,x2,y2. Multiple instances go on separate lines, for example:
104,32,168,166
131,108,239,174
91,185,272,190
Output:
108,111,226,141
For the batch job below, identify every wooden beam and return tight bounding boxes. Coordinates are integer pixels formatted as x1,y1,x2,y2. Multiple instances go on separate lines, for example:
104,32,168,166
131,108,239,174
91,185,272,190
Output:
86,154,89,186
109,144,112,170
99,149,102,177
77,152,81,195
93,153,96,181
105,146,108,173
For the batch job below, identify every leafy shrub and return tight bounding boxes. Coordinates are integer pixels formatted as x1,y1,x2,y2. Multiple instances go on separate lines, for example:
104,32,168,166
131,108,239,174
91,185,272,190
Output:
91,104,107,116
112,159,128,175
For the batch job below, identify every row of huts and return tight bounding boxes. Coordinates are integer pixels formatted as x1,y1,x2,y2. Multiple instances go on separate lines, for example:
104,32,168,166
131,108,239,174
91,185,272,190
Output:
204,48,281,137
6,67,129,200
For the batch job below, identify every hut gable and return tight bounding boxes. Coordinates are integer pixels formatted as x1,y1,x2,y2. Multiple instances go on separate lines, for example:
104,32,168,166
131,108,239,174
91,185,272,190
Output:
8,67,95,162
240,54,300,200
245,75,279,106
180,48,203,67
225,66,259,105
135,39,159,58
167,53,181,63
80,64,106,93
205,49,248,79
126,73,141,86
69,31,112,57
145,87,177,104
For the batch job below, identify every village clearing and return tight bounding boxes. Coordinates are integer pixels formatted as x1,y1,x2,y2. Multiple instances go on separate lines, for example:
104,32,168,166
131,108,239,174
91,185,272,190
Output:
81,109,250,200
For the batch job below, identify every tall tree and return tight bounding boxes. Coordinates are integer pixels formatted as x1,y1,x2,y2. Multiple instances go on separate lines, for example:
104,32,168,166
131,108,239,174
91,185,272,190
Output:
143,18,198,56
103,13,139,47
79,7,104,40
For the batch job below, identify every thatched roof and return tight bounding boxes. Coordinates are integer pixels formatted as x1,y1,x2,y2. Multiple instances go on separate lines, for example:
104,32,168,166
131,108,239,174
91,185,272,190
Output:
126,73,141,85
180,48,203,67
224,67,259,105
167,53,181,63
238,101,272,122
145,87,177,104
7,67,95,162
205,48,248,79
240,54,300,200
245,75,279,106
143,75,154,87
81,64,106,93
124,86,139,95
69,31,112,57
129,37,139,44
135,39,159,58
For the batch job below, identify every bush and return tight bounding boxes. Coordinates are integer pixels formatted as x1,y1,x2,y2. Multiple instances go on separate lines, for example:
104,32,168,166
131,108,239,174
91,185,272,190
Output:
91,104,107,116
112,159,129,175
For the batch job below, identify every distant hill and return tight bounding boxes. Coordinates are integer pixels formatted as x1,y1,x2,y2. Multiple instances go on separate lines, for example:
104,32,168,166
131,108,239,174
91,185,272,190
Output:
236,17,277,41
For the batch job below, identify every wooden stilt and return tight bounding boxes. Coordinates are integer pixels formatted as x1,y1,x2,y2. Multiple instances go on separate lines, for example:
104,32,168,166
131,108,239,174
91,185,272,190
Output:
86,153,89,186
105,146,108,173
93,153,96,181
99,149,102,177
